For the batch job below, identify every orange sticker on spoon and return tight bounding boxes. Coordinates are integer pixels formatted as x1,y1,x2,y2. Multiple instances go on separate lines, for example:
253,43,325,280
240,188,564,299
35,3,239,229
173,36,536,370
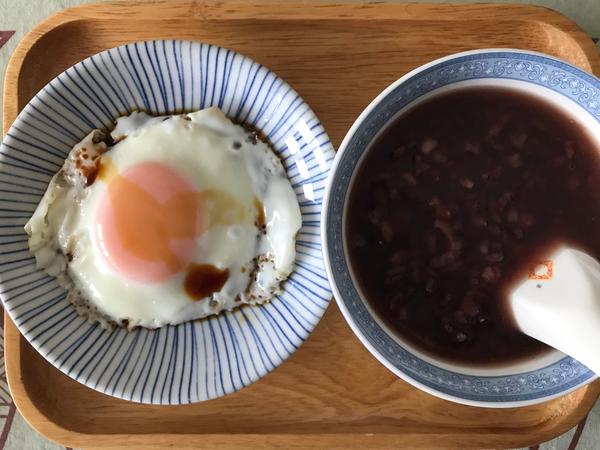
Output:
528,260,553,280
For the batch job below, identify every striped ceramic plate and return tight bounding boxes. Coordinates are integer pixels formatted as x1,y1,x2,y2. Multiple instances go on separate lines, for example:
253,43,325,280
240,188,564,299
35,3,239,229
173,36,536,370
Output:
0,40,334,404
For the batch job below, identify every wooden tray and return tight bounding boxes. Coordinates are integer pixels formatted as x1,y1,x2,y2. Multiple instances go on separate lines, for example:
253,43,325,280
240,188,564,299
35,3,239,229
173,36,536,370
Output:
4,2,600,448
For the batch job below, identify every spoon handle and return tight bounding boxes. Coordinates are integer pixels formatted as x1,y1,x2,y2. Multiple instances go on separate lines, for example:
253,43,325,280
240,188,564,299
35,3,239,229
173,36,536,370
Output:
511,248,600,376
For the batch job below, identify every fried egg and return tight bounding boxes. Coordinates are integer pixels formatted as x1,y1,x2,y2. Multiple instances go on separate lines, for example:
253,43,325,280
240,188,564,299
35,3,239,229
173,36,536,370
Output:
25,108,301,328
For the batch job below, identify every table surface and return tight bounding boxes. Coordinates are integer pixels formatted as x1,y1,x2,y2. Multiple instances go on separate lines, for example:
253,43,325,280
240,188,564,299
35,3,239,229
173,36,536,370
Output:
1,1,600,449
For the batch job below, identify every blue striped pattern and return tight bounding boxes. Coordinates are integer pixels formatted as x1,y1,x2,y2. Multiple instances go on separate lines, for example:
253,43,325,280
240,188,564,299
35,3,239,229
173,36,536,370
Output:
0,40,334,404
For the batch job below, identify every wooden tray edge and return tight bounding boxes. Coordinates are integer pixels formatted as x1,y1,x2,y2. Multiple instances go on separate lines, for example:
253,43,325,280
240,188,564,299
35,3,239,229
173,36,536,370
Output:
4,0,600,125
3,1,600,447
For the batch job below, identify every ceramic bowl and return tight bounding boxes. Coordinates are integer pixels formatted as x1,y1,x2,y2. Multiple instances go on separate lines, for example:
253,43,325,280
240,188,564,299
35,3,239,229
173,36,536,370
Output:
323,49,600,407
0,40,334,404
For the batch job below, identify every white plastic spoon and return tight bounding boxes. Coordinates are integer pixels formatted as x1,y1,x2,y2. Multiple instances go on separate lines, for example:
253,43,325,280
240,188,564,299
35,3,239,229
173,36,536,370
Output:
511,248,600,375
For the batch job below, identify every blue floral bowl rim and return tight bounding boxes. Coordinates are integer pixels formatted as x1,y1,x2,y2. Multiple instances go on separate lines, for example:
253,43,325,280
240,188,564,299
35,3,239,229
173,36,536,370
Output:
322,48,600,408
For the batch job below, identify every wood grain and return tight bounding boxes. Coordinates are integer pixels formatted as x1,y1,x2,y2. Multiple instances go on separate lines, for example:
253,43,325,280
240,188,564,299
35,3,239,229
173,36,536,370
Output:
3,1,600,448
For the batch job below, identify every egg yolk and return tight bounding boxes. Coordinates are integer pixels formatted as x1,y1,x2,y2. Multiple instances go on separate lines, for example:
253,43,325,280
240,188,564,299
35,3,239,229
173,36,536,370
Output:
95,160,205,283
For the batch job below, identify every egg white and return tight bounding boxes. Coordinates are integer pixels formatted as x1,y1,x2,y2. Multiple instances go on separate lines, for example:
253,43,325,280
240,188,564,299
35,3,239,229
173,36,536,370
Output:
25,108,301,328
